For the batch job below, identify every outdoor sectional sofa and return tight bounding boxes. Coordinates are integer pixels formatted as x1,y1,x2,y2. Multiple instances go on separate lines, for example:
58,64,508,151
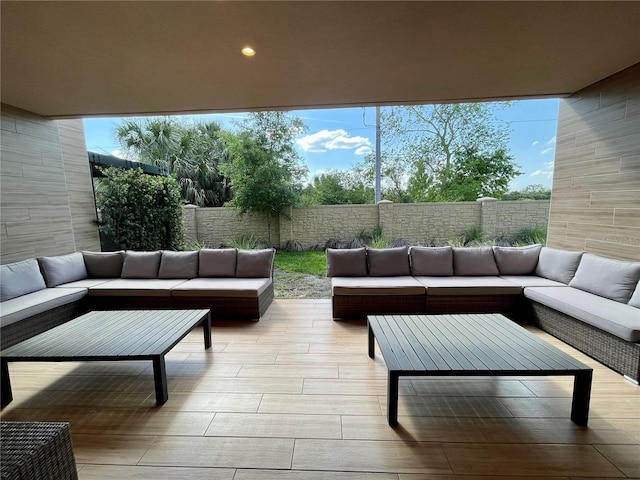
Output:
327,245,640,383
0,248,275,350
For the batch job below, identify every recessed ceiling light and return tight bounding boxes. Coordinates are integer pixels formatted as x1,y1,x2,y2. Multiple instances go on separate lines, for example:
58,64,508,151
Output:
241,47,256,57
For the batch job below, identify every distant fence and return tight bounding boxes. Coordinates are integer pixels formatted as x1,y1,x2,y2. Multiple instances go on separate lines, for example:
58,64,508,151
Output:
182,199,550,249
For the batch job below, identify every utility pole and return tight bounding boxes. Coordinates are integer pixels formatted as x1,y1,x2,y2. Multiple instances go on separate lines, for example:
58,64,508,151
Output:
375,106,381,203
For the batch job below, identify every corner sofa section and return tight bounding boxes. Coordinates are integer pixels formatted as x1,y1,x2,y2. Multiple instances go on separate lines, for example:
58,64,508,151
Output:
327,245,640,382
0,248,275,350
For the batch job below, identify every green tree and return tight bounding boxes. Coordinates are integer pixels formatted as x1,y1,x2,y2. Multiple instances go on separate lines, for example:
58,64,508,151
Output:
221,112,308,243
115,117,232,207
502,184,551,200
435,147,522,201
301,170,373,205
95,167,184,250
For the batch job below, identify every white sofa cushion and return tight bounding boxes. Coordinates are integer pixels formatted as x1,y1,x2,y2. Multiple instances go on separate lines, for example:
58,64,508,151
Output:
88,279,188,296
331,276,425,296
0,287,87,327
630,282,640,308
38,252,88,287
569,253,640,303
0,258,47,301
525,286,640,342
415,276,522,296
56,279,114,288
171,278,272,298
500,275,566,288
493,244,542,275
535,247,583,284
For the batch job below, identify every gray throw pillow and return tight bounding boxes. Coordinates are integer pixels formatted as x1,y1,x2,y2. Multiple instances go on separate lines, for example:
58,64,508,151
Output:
199,248,237,277
37,252,88,287
236,248,275,278
326,248,368,277
121,251,162,279
409,246,453,276
158,250,199,279
367,246,410,277
629,282,640,308
535,247,583,284
493,244,542,275
453,247,499,276
82,251,124,278
569,253,640,303
0,258,47,301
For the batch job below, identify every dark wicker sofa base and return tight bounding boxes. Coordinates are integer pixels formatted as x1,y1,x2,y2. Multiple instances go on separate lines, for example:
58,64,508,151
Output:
332,294,425,319
530,301,640,383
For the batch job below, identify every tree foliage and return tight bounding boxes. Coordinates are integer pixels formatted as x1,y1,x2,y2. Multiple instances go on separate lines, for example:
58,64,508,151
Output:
95,167,184,250
502,184,551,200
301,171,373,205
115,117,232,207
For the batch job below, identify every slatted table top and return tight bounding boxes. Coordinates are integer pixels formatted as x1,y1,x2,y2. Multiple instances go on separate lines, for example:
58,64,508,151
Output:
1,310,210,361
367,313,591,375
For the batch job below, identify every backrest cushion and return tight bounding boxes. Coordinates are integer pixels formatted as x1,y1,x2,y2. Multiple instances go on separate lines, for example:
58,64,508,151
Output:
82,251,125,278
0,258,47,301
326,248,368,277
236,248,275,278
37,252,88,287
453,247,499,276
409,246,453,276
158,250,199,279
121,251,162,279
569,253,640,303
629,282,640,308
199,248,237,277
493,244,542,275
367,246,410,277
535,247,583,284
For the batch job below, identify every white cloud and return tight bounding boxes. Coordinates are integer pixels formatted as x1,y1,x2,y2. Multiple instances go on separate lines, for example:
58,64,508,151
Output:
541,147,554,155
530,160,554,179
110,149,138,161
531,141,540,147
296,129,371,153
546,135,557,145
355,146,373,155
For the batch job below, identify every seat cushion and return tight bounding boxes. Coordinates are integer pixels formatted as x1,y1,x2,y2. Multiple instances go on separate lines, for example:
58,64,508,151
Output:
88,279,188,297
0,287,87,327
56,279,115,288
37,252,88,287
331,276,425,296
568,253,640,303
171,278,272,298
524,287,640,342
415,276,523,296
0,258,47,301
525,286,640,342
500,275,566,288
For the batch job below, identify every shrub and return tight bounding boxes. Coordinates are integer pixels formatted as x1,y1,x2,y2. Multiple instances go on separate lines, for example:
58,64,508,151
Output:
96,167,184,251
512,227,547,246
226,234,267,250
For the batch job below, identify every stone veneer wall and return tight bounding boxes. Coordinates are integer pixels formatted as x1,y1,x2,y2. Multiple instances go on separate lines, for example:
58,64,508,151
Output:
184,200,549,249
547,63,640,262
1,105,100,263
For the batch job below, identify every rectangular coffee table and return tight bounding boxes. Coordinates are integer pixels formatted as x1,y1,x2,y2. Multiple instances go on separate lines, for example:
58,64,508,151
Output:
367,313,593,427
1,309,211,407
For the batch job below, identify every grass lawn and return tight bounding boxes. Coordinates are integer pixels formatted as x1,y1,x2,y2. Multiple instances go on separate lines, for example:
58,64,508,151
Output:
274,251,327,276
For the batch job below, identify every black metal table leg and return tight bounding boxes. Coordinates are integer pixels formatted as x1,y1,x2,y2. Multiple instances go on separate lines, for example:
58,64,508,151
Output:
1,359,12,407
203,312,212,349
152,355,169,405
571,369,593,425
368,322,375,359
387,371,399,427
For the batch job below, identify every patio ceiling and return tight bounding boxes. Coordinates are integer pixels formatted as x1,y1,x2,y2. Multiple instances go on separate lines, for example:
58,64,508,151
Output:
1,1,639,119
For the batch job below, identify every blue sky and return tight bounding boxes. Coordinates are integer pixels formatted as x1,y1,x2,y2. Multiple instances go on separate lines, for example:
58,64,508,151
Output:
83,98,559,191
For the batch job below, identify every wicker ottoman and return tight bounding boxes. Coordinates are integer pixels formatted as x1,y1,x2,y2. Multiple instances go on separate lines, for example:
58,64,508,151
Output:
0,421,78,480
